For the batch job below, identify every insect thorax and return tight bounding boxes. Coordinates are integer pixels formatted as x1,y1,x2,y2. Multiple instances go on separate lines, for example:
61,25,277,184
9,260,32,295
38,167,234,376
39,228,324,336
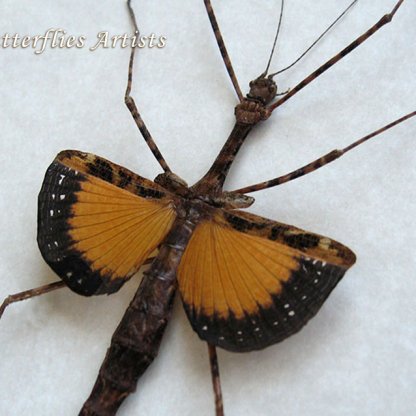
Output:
154,172,254,210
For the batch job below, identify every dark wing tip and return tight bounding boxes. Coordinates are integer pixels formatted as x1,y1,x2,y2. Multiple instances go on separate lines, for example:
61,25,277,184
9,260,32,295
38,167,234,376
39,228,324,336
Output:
37,157,128,296
184,258,348,352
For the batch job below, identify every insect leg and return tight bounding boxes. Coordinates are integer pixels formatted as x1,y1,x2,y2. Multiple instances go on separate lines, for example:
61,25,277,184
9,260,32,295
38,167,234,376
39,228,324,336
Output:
267,0,405,114
125,1,172,173
203,0,244,102
208,344,224,416
0,257,155,319
0,281,65,319
234,111,415,194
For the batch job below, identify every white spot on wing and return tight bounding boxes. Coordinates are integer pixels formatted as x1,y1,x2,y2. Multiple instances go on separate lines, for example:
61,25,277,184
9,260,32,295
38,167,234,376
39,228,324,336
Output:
58,174,65,185
59,194,66,200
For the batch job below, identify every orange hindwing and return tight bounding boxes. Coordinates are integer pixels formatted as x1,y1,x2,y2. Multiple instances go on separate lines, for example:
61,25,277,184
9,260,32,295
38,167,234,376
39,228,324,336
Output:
37,150,176,296
178,209,356,352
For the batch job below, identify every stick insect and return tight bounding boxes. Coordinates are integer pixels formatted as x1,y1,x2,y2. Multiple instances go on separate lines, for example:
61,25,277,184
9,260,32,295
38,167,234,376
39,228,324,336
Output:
1,0,415,415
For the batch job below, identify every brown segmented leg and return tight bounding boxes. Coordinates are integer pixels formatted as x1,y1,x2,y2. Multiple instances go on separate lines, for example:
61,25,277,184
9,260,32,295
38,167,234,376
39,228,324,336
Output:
0,281,65,319
208,344,224,416
0,257,155,319
234,111,416,194
203,0,244,102
267,0,405,113
125,1,171,173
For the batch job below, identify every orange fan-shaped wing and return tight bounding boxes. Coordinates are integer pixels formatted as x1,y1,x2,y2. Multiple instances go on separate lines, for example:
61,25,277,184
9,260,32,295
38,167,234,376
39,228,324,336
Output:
38,150,176,296
178,209,356,352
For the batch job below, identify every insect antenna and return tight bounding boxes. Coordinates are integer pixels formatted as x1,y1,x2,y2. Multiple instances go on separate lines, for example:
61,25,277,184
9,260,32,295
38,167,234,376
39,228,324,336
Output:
268,0,358,78
267,0,404,112
262,0,285,77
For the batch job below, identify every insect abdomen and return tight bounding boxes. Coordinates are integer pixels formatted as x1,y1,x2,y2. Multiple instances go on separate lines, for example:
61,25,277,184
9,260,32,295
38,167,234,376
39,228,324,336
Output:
79,217,196,415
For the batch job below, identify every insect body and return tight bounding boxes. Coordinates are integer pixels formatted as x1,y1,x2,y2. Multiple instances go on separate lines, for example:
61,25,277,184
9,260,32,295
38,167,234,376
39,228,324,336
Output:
37,73,355,413
1,1,415,415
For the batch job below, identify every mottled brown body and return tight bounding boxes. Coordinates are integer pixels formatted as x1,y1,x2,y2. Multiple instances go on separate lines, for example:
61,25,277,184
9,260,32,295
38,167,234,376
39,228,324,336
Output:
77,97,270,411
192,81,276,195
80,214,197,415
0,1,408,415
73,76,355,411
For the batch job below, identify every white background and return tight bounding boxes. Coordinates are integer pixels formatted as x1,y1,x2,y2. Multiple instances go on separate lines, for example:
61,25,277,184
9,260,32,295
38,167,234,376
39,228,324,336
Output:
0,1,415,415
